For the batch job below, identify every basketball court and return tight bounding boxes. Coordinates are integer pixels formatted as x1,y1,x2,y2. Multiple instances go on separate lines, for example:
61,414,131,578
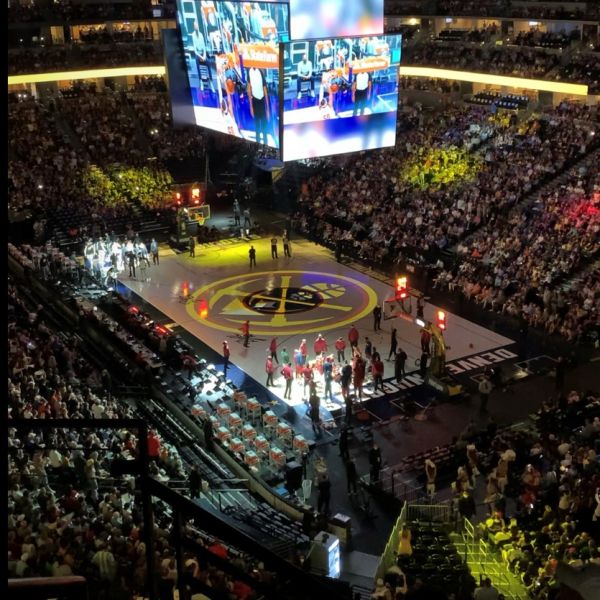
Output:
118,234,513,416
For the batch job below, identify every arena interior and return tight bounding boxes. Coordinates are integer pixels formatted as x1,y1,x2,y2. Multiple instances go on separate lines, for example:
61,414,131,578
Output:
7,1,600,600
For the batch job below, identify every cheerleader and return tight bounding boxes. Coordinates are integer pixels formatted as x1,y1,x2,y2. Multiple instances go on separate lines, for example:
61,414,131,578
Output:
425,458,437,499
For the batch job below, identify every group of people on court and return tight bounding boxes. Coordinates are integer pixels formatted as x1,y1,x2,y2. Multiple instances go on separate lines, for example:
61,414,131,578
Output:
227,320,416,425
248,232,292,266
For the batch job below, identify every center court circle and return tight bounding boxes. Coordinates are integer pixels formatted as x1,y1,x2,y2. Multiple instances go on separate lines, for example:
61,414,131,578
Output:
186,270,378,336
243,287,323,314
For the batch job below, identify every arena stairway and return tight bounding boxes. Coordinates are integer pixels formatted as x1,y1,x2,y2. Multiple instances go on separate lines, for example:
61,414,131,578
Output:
51,108,87,154
122,97,154,159
558,255,600,294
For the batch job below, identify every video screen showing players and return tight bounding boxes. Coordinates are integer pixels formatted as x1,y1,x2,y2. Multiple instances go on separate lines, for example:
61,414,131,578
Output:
176,0,289,148
290,0,383,40
281,35,402,161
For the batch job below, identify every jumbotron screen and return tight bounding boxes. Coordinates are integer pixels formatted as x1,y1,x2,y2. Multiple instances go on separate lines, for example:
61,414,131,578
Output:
281,35,402,161
289,0,383,40
175,0,289,148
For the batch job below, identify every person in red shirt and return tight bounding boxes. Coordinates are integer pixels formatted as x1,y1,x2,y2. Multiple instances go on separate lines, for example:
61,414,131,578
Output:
352,354,366,400
299,338,308,361
147,430,160,460
232,579,252,600
207,541,228,560
265,355,275,386
371,357,384,392
348,325,359,349
240,320,250,347
281,362,293,399
335,337,346,362
313,334,328,356
269,336,279,364
302,363,313,399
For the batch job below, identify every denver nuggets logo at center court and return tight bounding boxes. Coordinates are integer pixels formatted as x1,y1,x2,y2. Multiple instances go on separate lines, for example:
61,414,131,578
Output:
187,271,378,335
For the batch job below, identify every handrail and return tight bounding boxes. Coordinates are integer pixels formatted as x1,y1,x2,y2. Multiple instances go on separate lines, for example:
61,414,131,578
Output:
8,576,88,600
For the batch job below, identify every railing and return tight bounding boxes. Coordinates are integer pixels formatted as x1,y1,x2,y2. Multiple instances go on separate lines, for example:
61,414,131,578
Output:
367,466,427,502
459,517,527,600
406,502,453,523
374,501,407,583
8,576,88,600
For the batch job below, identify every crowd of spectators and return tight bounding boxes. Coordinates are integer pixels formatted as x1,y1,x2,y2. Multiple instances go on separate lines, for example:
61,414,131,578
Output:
8,97,85,216
446,158,600,341
437,24,498,44
6,269,326,599
294,101,598,341
46,0,154,21
512,27,577,49
435,0,595,20
7,277,186,598
557,53,600,94
385,0,597,19
404,42,560,78
7,84,239,228
128,91,209,162
8,0,46,22
131,75,167,93
61,90,144,165
471,389,600,597
400,76,461,94
8,42,162,75
77,24,155,44
8,0,177,22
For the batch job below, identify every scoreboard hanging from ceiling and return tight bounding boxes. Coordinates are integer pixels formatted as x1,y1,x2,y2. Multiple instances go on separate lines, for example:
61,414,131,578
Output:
165,0,400,161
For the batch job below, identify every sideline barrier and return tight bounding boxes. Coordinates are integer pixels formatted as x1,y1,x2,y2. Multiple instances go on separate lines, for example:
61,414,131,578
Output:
406,502,452,523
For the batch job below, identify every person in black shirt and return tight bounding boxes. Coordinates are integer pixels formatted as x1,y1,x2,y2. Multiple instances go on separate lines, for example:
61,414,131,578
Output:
309,388,321,433
373,304,382,331
188,464,202,499
283,233,291,257
317,474,331,514
202,418,214,453
417,296,425,320
369,443,382,484
248,245,256,267
395,348,407,382
341,360,353,409
458,490,476,521
388,328,398,360
127,251,136,278
270,236,278,258
339,426,349,460
189,236,196,257
419,351,429,380
346,457,359,495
